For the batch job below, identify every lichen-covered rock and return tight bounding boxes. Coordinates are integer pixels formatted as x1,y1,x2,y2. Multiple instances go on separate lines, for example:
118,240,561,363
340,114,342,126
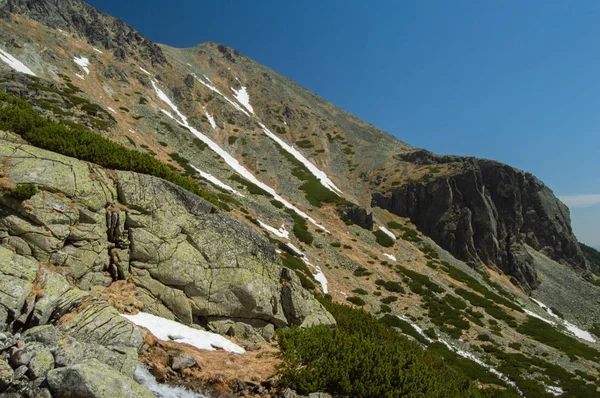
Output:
0,137,334,334
0,245,39,327
0,359,13,389
47,358,155,398
26,343,54,379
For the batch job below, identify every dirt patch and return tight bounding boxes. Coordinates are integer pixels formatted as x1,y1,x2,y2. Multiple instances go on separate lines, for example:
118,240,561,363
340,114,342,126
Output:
92,280,144,314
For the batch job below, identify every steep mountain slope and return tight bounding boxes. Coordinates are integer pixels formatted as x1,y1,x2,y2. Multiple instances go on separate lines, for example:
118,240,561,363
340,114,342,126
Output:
0,0,599,396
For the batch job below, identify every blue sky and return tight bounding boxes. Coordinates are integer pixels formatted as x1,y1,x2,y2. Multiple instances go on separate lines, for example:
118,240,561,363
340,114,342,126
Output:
87,0,599,249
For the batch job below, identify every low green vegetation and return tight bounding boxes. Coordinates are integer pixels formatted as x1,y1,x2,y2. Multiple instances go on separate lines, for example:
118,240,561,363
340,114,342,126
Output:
274,142,352,208
387,221,422,243
280,252,316,291
2,183,37,200
517,316,600,362
353,267,372,277
455,288,516,325
373,229,394,247
228,174,271,197
284,208,314,244
346,296,366,306
295,139,314,149
278,298,517,397
0,92,223,208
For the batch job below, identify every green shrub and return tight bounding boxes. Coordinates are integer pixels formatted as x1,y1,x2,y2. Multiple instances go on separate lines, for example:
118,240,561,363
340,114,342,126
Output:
346,296,366,306
373,230,394,247
278,298,514,397
380,296,398,304
3,183,37,200
517,317,600,362
295,139,314,148
229,174,271,197
353,267,372,277
352,288,369,295
228,136,238,145
330,242,341,248
0,92,222,209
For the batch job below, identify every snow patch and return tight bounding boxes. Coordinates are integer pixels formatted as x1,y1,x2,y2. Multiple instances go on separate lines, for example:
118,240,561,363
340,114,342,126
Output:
231,86,254,114
397,315,433,343
107,107,116,114
203,109,217,129
0,49,36,76
379,226,396,240
259,123,343,195
151,80,330,232
73,56,89,74
122,312,245,354
93,47,104,54
544,384,564,396
75,73,85,80
383,253,396,262
523,309,555,325
286,243,304,256
530,298,597,343
195,75,250,116
312,266,328,294
258,220,289,239
190,165,242,196
139,67,151,76
135,364,207,397
439,339,521,394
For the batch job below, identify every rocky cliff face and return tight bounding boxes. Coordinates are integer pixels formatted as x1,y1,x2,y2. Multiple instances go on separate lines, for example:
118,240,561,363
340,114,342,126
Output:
0,131,333,333
2,0,168,65
372,150,587,290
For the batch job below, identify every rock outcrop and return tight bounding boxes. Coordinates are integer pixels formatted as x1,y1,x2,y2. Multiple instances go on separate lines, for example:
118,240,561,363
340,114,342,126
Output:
1,0,168,66
372,150,587,290
0,132,334,334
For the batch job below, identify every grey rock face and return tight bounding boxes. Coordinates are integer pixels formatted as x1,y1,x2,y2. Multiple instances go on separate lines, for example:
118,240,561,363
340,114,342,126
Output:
171,354,195,371
372,151,587,290
0,136,333,336
336,205,373,230
47,358,155,398
2,0,169,66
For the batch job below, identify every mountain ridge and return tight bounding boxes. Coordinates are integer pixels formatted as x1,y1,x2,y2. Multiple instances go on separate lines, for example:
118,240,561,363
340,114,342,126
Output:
0,0,599,396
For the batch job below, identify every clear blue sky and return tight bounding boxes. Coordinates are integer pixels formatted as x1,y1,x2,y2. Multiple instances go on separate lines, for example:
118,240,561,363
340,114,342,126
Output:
87,0,599,249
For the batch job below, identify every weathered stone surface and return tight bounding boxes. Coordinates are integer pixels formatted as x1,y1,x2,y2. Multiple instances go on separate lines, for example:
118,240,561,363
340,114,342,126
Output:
22,324,58,346
0,245,39,326
0,138,334,334
47,358,155,398
0,359,13,389
171,353,195,370
372,150,587,290
27,344,54,379
336,205,373,230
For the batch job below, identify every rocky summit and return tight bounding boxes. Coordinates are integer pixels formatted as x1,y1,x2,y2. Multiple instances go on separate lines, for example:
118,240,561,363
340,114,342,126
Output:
0,0,599,397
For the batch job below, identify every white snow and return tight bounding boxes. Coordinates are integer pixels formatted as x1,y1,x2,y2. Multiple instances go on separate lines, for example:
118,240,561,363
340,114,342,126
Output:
203,109,217,129
563,320,596,343
122,312,245,354
397,315,433,343
195,75,250,117
378,226,396,240
195,75,343,197
523,309,556,326
107,107,116,114
190,165,243,196
93,47,104,54
312,266,329,294
151,80,330,232
286,243,304,256
530,298,597,343
283,243,328,293
135,364,207,397
383,253,397,262
75,73,85,80
544,385,564,396
139,67,151,76
258,123,343,195
258,220,289,239
0,49,36,76
73,56,89,74
231,86,254,114
439,339,522,394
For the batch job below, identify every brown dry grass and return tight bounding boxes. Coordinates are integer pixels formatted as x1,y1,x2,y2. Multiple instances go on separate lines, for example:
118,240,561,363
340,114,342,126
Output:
140,330,281,395
93,280,144,314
